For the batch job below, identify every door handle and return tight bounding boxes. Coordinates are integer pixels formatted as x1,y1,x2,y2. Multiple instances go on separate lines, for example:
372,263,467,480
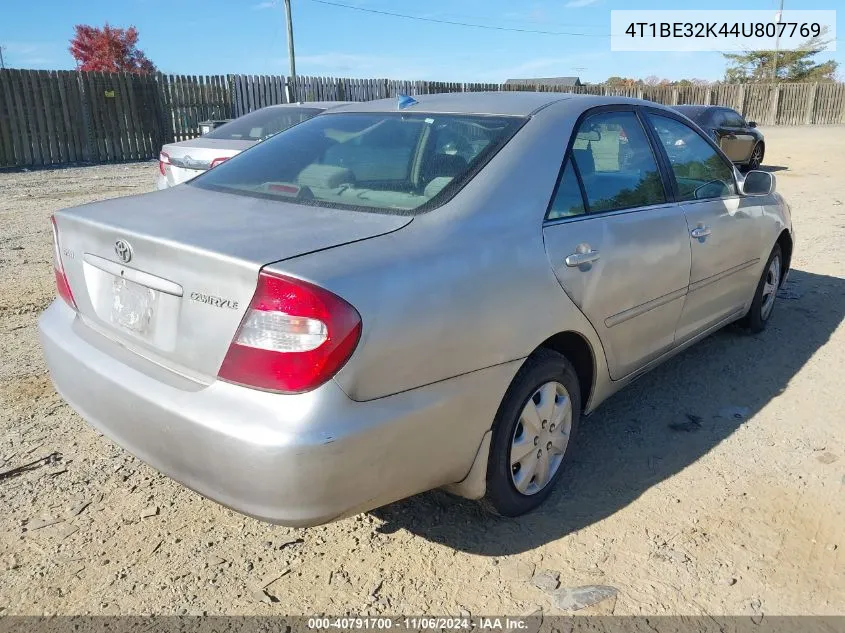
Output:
690,225,712,239
565,249,601,267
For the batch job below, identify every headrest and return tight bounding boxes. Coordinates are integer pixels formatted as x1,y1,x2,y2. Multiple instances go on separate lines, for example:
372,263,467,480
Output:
297,164,355,189
424,176,454,198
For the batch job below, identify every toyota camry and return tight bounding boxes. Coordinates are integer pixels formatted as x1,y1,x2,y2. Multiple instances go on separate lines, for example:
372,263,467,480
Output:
39,92,794,526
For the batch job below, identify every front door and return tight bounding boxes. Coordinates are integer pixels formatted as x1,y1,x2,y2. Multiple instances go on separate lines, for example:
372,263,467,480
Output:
643,111,763,342
543,109,692,380
716,109,756,163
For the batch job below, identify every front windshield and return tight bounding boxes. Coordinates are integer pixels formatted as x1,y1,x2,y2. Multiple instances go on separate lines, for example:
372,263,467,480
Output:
204,107,322,141
191,112,524,214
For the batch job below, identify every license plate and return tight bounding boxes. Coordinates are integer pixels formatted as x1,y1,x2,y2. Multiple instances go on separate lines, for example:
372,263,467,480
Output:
111,277,156,335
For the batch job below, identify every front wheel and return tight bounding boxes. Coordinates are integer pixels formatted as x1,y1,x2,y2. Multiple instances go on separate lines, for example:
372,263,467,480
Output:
747,143,764,171
740,243,782,333
481,349,581,517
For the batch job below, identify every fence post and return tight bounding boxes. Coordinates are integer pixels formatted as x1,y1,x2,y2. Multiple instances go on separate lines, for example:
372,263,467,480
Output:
769,84,780,125
805,83,819,125
737,84,746,114
76,72,95,162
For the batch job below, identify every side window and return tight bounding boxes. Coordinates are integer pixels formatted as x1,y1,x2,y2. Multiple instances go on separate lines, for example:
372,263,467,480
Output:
570,111,666,213
722,109,746,127
711,111,726,127
647,113,737,202
547,160,586,220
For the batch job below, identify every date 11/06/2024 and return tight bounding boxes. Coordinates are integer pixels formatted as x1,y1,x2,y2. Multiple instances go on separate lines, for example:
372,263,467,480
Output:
306,616,536,630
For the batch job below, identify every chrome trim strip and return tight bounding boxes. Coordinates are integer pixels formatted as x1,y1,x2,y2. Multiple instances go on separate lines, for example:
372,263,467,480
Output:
82,253,184,297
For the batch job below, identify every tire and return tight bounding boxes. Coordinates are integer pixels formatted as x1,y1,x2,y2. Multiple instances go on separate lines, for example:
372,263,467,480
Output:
747,142,764,171
481,349,581,517
740,243,782,333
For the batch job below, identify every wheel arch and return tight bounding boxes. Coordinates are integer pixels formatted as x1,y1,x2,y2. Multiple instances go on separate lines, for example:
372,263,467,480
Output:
443,329,598,501
777,228,793,283
536,330,595,412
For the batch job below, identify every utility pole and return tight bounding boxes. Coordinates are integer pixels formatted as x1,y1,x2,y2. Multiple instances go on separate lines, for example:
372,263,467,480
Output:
0,46,6,70
771,0,784,81
283,0,297,102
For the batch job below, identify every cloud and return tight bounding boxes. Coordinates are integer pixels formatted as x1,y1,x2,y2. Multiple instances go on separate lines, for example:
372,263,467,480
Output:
253,1,277,9
504,5,549,23
565,0,600,7
3,42,57,67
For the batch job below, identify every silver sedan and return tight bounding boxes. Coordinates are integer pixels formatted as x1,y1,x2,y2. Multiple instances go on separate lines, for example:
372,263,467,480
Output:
157,102,348,189
40,92,794,526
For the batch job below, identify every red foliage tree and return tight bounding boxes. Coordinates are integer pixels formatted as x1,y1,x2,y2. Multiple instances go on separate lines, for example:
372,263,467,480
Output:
69,24,156,74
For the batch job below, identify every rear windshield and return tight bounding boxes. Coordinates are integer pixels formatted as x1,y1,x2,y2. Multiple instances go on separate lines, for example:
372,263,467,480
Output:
672,106,708,123
192,112,524,214
204,107,322,141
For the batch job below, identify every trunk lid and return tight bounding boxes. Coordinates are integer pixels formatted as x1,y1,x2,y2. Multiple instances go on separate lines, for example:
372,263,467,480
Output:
55,185,411,382
161,138,256,186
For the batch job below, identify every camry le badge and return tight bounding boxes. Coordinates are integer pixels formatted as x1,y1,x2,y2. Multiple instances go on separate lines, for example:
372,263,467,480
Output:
114,239,133,263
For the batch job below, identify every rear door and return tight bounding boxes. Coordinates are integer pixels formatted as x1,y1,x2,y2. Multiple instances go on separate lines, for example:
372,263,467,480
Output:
643,109,764,342
543,107,691,380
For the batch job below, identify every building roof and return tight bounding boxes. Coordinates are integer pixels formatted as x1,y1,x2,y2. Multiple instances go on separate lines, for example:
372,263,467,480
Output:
503,77,583,87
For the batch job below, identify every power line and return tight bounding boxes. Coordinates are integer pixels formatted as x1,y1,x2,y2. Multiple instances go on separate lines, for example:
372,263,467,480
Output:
307,0,610,37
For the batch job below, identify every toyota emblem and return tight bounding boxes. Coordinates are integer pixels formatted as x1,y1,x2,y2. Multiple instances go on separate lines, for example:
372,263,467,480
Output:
114,239,133,263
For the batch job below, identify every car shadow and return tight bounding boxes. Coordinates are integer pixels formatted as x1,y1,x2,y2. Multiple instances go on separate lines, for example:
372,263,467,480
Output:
371,269,845,555
760,165,789,173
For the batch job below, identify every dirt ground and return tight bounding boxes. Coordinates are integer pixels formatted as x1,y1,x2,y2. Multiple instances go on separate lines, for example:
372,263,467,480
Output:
0,127,843,617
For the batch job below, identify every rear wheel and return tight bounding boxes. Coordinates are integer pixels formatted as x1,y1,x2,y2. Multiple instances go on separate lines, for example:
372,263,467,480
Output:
481,349,581,517
740,243,782,333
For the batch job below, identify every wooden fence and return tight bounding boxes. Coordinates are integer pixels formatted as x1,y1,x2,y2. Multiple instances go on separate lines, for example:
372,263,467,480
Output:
1,68,845,168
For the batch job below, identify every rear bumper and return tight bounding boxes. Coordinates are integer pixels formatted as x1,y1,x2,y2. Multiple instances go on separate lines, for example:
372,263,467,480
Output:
38,300,518,526
158,166,204,189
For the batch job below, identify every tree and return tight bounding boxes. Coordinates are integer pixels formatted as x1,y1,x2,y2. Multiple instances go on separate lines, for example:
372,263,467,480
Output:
69,24,156,74
723,33,837,83
605,76,639,88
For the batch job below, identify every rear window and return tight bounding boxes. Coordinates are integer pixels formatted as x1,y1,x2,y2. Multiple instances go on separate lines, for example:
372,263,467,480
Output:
204,107,322,141
192,112,524,215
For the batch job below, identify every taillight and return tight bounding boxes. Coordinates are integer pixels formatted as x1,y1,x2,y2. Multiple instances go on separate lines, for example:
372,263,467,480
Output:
209,157,229,169
218,271,361,393
159,151,170,176
50,216,77,310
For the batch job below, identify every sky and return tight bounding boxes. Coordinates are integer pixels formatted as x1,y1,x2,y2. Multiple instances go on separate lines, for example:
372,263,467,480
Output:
0,0,841,84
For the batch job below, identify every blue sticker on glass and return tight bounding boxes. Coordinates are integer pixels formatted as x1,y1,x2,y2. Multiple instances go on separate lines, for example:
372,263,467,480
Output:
397,94,418,110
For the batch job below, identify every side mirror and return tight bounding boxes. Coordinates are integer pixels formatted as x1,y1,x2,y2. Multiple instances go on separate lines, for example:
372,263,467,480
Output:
748,121,757,128
741,170,775,196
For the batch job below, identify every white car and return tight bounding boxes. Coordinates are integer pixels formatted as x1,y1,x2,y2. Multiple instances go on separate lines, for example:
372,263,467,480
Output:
157,102,348,189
